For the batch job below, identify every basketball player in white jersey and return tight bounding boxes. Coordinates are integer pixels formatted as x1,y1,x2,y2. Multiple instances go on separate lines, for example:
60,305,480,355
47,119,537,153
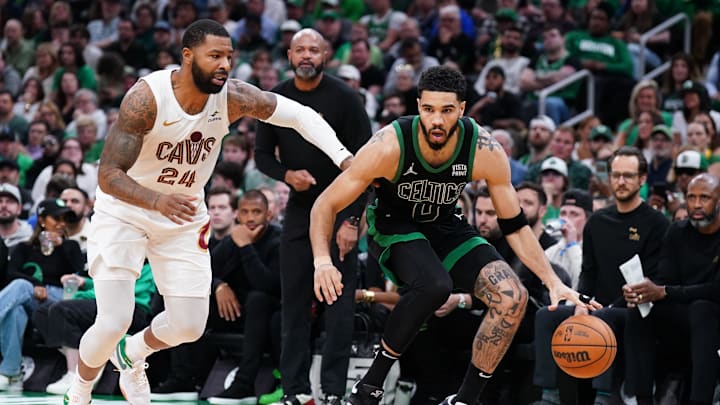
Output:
63,19,352,405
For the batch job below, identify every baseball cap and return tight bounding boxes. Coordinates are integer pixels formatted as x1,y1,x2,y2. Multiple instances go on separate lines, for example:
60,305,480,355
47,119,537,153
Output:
589,125,613,141
496,8,518,22
681,80,706,96
562,189,593,213
280,19,302,32
207,0,225,9
154,21,171,32
541,157,568,177
37,198,72,218
530,115,556,133
650,124,673,140
337,64,360,81
0,183,20,203
320,10,340,20
321,0,339,5
675,150,702,170
286,0,304,7
0,158,18,171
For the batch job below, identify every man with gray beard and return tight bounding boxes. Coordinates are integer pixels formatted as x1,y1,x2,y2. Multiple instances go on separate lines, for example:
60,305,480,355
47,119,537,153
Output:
623,173,720,405
255,28,371,405
0,183,31,248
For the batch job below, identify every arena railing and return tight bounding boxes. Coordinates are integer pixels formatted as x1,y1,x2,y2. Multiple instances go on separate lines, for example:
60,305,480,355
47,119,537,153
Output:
537,69,595,128
637,13,691,80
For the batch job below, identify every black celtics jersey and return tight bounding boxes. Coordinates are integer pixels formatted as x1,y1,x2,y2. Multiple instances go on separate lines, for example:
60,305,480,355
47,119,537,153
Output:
373,115,479,223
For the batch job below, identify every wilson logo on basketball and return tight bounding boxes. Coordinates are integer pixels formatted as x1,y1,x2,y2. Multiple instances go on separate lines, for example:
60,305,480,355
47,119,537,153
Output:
553,350,591,363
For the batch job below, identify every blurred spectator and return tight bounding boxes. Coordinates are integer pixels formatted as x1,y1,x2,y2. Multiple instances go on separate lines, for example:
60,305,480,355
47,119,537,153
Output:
672,80,720,144
69,25,102,73
133,3,158,54
21,6,49,45
527,126,592,191
234,48,273,86
104,17,149,71
32,137,98,202
0,157,31,219
384,38,438,95
258,66,281,91
333,23,384,73
520,24,580,124
210,161,245,197
0,198,83,390
426,5,475,74
234,0,279,45
526,0,576,46
66,89,108,141
624,174,720,405
670,149,705,199
0,183,31,248
87,0,123,49
336,64,376,123
23,119,49,161
59,186,91,251
616,80,673,149
581,124,614,172
662,52,699,112
538,156,568,222
48,20,71,51
71,114,104,164
468,65,524,131
23,42,59,98
574,115,602,162
0,90,29,145
544,189,593,288
204,190,283,404
314,10,351,53
384,17,428,70
149,21,181,69
53,71,79,124
519,115,555,165
286,0,311,28
618,109,663,163
170,0,200,46
208,0,239,36
406,0,437,40
52,42,97,92
35,100,66,140
358,0,408,52
2,19,35,76
614,0,669,78
379,92,406,118
565,2,634,128
12,77,43,123
474,25,530,96
154,47,181,71
0,52,21,98
491,128,527,186
271,20,301,75
687,121,717,164
95,52,127,108
347,39,385,97
206,186,238,244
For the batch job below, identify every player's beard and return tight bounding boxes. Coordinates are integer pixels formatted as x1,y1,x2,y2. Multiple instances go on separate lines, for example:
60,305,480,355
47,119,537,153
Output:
191,61,225,94
291,59,324,81
419,120,458,151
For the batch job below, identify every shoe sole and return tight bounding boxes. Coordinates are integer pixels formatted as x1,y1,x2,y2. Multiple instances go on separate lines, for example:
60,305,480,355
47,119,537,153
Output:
150,392,199,401
207,396,257,405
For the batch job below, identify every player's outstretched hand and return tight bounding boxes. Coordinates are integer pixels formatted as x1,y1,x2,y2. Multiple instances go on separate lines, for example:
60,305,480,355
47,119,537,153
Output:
155,194,198,224
547,282,602,312
314,263,343,305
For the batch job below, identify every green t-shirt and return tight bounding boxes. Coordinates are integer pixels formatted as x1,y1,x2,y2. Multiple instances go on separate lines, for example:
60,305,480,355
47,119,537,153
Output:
620,111,674,146
76,262,156,314
565,31,634,78
527,54,581,101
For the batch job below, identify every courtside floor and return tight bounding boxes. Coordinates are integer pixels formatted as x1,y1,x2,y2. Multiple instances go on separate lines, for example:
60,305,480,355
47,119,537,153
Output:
0,391,211,404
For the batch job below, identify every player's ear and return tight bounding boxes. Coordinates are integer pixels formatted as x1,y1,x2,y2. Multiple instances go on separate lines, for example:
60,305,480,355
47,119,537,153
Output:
459,101,466,115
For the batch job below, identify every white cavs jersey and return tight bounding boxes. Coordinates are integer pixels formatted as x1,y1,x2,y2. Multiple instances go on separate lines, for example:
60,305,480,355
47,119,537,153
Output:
96,69,230,204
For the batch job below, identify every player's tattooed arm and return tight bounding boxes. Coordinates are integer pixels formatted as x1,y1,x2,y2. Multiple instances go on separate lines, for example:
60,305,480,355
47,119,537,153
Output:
98,80,161,210
476,133,502,152
227,79,276,123
368,126,392,145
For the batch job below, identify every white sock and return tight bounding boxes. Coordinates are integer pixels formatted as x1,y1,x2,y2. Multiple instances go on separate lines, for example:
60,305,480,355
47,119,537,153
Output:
74,370,94,391
124,330,157,363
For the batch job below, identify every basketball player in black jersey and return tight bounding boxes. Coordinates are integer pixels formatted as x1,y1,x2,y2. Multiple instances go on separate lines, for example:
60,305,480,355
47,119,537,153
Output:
310,66,593,405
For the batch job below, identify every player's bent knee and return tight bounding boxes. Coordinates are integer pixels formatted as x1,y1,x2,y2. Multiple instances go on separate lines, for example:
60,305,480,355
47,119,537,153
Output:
96,313,134,338
423,277,453,307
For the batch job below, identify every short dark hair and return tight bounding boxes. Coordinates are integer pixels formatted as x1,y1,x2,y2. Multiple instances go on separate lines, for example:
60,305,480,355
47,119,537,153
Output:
182,19,230,49
207,185,238,209
609,146,648,176
515,181,548,206
213,161,244,189
63,186,89,203
418,66,466,102
241,189,269,210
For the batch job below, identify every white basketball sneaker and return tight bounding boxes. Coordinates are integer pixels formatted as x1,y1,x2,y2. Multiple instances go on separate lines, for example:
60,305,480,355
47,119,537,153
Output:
109,335,151,405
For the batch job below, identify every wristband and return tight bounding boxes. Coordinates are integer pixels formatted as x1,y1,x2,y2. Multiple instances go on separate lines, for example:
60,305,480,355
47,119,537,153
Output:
364,290,375,303
344,216,360,228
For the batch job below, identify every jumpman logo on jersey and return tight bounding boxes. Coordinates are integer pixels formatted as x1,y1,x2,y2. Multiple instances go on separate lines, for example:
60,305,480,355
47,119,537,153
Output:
403,162,418,176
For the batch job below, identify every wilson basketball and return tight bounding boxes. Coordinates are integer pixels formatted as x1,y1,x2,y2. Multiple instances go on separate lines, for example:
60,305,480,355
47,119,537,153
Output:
551,315,617,379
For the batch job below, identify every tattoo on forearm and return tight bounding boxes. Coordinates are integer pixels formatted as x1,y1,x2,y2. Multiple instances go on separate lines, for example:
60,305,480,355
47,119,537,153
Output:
477,134,501,152
471,260,528,371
